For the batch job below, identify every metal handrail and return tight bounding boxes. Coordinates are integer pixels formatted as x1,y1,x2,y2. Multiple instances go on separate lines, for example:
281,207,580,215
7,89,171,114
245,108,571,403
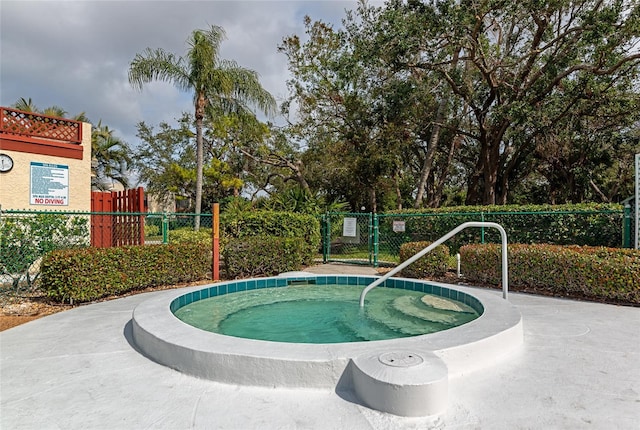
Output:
359,222,509,307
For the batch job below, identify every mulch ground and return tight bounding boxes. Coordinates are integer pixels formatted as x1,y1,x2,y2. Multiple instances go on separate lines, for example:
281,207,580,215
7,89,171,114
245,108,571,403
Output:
0,280,212,331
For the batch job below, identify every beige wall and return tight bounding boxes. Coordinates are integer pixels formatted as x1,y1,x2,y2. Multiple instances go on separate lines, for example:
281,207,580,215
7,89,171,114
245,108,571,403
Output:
0,122,92,211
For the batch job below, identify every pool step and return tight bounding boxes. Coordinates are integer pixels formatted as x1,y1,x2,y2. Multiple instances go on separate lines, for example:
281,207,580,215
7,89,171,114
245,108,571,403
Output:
366,297,463,336
350,350,448,417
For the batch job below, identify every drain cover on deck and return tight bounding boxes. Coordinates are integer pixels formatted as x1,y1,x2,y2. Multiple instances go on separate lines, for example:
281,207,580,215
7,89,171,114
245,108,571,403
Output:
378,352,424,368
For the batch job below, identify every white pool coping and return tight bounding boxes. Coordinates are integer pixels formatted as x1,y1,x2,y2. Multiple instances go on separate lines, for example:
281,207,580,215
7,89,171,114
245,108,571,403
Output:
132,276,523,390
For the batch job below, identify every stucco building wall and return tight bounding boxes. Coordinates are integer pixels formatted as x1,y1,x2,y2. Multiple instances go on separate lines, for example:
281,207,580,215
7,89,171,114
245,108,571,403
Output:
0,114,92,211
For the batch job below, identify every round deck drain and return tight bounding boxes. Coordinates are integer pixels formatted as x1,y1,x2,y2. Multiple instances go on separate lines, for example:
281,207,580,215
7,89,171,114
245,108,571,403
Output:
378,352,424,367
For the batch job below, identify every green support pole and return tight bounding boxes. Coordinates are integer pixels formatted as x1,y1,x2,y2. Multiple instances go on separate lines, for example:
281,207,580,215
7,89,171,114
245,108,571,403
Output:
322,214,330,263
481,212,485,244
373,213,379,268
367,213,373,265
162,212,169,244
623,204,631,248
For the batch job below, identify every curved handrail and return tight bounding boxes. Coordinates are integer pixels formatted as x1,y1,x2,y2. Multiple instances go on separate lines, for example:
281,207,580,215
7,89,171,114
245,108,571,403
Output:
359,222,509,307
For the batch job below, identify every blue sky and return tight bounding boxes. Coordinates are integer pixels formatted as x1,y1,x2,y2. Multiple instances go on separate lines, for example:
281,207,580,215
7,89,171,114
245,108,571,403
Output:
1,0,382,147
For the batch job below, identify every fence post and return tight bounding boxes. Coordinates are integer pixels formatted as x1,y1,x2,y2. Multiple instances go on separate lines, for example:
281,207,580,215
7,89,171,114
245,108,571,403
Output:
481,211,485,244
321,214,329,264
623,203,632,248
162,212,169,244
372,213,379,268
367,213,373,265
212,203,220,281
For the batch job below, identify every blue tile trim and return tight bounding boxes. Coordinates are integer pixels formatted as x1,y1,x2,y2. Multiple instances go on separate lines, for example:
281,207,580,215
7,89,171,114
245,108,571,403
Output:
169,275,485,316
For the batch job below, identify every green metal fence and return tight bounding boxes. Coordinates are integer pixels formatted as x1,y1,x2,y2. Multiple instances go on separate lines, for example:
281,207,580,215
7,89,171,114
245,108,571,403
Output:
320,212,373,265
322,209,628,266
1,207,630,294
0,209,212,294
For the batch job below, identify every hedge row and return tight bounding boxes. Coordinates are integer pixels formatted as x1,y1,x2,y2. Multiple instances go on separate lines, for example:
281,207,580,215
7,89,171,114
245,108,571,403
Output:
382,203,624,252
460,244,640,304
166,210,321,251
40,243,210,303
398,241,450,278
223,235,312,278
222,210,320,249
168,228,213,246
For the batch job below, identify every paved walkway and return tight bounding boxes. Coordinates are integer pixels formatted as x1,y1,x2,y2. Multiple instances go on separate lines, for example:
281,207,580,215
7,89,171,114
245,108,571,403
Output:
1,264,639,429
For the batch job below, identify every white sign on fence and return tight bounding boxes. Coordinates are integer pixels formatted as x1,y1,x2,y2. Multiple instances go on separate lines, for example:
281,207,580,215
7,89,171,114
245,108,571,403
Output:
393,220,406,233
30,162,69,206
342,217,357,237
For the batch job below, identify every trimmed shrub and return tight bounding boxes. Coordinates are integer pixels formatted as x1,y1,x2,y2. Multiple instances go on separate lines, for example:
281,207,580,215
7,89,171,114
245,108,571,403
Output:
144,224,160,238
398,241,450,278
41,243,210,303
223,235,310,278
460,244,640,304
221,211,320,263
383,203,624,252
168,227,213,246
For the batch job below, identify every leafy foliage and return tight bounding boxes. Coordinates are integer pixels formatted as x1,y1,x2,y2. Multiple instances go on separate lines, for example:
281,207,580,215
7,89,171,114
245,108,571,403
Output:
135,114,277,212
460,244,640,304
40,243,210,303
383,203,624,253
0,214,89,292
168,227,213,247
221,210,321,263
91,121,132,190
279,1,640,208
223,235,311,278
398,242,450,278
129,25,276,227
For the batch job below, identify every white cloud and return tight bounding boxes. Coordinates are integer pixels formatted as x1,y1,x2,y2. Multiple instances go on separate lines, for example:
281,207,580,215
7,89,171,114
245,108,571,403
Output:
0,0,371,148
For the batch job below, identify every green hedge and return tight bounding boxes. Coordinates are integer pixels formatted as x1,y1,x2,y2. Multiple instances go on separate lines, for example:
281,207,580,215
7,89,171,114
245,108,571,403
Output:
460,244,640,304
41,243,210,303
222,210,319,241
223,235,311,278
168,227,213,246
382,203,623,253
398,241,450,278
221,210,320,257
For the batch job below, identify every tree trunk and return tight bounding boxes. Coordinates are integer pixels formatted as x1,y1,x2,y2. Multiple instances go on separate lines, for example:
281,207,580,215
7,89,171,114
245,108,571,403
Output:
394,172,403,210
430,134,461,207
370,188,377,213
293,160,311,194
194,93,206,231
414,98,446,208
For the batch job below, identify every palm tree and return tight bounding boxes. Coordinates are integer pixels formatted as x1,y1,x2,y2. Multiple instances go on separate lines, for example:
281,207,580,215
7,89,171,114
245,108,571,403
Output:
91,122,132,190
128,25,276,229
13,97,40,113
12,97,89,122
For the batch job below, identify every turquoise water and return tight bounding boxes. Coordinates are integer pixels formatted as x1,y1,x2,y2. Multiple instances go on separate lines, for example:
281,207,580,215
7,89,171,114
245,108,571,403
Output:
174,284,479,344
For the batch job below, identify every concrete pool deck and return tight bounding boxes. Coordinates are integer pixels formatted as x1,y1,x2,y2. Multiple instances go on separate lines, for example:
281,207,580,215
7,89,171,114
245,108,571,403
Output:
1,264,639,429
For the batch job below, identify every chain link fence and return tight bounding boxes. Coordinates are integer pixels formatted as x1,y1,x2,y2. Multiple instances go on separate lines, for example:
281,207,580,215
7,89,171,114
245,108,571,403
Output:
0,209,212,298
323,209,628,266
1,207,630,297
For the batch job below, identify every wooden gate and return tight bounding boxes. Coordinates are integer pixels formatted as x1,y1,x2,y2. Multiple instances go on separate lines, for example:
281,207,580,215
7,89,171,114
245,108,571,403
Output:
91,187,146,248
